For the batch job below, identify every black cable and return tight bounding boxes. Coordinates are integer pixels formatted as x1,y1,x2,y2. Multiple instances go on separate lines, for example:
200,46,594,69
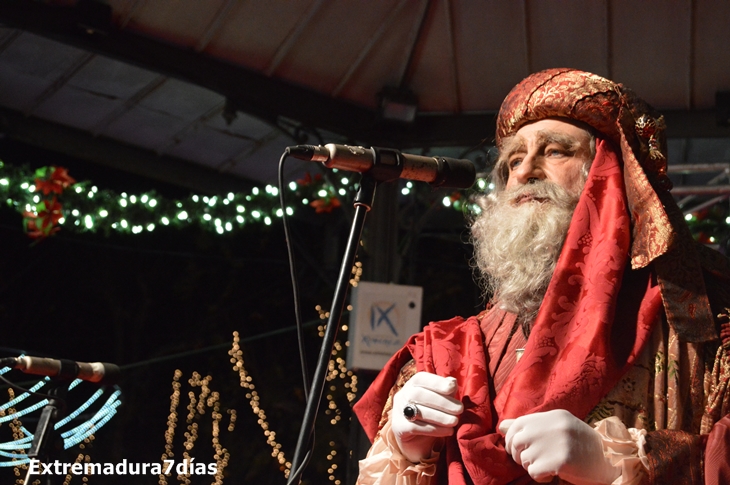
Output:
287,449,312,485
0,372,66,406
281,149,322,484
279,149,310,399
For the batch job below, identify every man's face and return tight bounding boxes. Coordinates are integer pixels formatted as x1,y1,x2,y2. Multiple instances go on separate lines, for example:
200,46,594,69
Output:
502,118,593,196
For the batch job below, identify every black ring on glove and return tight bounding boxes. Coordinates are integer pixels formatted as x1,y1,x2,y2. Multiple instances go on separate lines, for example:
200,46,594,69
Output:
403,401,420,422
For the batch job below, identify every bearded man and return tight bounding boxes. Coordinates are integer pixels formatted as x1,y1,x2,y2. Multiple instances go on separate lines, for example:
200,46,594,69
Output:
353,69,730,485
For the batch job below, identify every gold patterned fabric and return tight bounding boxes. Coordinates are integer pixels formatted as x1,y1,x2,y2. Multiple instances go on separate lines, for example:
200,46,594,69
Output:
495,68,716,344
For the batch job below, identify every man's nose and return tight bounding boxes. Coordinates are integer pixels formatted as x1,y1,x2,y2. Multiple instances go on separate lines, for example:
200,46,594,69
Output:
509,155,544,186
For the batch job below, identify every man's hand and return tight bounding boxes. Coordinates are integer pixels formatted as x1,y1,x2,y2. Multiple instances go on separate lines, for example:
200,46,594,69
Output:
391,372,464,463
499,409,620,485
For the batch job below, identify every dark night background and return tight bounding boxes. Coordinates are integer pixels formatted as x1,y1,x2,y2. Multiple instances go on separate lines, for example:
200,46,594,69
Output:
0,1,727,484
0,136,482,484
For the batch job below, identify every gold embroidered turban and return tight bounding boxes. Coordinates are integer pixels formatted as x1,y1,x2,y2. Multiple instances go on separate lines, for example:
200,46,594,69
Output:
494,68,719,343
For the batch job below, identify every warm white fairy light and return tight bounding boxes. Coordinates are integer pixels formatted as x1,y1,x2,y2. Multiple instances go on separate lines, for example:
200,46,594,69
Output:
229,331,291,478
314,264,362,485
19,160,706,245
160,370,231,485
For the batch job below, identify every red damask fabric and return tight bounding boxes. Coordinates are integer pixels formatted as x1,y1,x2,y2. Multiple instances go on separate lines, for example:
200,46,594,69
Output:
705,415,730,484
354,139,664,484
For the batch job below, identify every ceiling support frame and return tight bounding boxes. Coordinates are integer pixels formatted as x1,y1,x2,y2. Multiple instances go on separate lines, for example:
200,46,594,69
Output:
330,0,410,98
24,52,96,117
0,1,726,151
0,104,253,194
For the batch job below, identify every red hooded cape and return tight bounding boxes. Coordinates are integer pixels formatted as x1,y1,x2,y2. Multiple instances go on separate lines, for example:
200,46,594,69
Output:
353,139,664,484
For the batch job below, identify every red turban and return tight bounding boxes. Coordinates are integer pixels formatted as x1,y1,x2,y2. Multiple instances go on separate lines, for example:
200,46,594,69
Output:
495,68,716,343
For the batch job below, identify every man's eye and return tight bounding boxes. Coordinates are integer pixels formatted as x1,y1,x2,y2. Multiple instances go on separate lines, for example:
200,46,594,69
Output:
546,147,566,157
509,158,522,169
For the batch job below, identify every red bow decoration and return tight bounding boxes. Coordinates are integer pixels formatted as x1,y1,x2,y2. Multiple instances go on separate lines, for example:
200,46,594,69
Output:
34,166,76,195
310,196,341,213
23,166,76,239
23,197,63,238
296,172,322,187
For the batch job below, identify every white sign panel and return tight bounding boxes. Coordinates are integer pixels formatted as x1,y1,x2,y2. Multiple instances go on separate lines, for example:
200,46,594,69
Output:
347,281,423,371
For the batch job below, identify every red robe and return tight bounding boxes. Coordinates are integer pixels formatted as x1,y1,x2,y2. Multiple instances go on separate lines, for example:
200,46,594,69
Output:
354,138,730,484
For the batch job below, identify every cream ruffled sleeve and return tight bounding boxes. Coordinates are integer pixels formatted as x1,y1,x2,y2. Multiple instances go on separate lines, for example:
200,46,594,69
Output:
356,413,440,485
593,417,650,485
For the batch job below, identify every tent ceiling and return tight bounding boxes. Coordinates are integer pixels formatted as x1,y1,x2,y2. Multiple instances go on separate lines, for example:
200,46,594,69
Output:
0,0,728,199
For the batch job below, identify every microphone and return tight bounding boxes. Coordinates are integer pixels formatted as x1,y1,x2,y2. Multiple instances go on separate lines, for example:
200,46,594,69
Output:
287,144,475,189
0,356,121,385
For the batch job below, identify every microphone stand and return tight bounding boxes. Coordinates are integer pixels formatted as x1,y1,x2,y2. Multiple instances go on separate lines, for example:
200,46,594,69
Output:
24,383,66,485
287,173,379,484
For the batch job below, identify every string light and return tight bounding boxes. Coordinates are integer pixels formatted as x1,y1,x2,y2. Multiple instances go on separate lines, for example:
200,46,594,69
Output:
62,453,87,485
160,370,182,485
229,332,291,478
0,163,513,239
313,261,362,485
160,370,230,485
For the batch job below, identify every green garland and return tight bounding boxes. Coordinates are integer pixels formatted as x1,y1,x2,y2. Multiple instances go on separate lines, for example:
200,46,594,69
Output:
0,161,489,239
2,160,725,244
0,162,361,238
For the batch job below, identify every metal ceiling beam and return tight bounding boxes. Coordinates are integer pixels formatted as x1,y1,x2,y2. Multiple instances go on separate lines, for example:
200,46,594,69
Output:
670,186,730,196
331,0,410,97
0,0,727,152
0,105,254,194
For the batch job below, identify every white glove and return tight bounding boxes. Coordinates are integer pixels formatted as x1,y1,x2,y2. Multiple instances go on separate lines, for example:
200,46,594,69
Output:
499,409,620,485
390,371,464,463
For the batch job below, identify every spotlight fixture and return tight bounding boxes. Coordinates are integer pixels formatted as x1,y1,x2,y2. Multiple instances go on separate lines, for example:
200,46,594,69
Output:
378,86,418,124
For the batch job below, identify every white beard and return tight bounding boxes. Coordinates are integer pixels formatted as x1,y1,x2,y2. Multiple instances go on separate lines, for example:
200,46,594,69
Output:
470,181,580,333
